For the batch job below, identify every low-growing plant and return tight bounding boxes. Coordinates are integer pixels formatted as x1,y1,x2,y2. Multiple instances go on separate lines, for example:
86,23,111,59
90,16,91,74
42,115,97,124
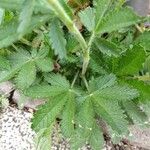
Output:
0,0,150,149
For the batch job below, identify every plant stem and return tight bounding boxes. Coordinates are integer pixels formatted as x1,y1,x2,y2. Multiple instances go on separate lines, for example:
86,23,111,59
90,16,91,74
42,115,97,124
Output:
47,0,90,76
81,31,95,75
47,0,87,53
71,70,79,88
82,76,89,91
88,31,95,52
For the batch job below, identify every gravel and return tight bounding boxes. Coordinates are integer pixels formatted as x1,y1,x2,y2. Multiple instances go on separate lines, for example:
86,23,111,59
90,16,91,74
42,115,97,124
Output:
0,106,35,150
0,106,92,150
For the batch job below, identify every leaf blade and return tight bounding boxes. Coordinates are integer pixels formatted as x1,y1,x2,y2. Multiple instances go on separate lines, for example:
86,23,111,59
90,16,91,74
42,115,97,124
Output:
49,19,67,59
17,0,35,35
96,7,140,34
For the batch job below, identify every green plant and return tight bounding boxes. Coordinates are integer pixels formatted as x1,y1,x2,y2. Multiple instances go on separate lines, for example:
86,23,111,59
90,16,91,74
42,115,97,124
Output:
0,0,150,149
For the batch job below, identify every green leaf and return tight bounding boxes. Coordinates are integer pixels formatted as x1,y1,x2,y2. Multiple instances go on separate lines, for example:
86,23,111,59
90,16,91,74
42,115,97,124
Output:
0,62,27,83
125,79,150,102
116,45,146,76
96,7,140,34
89,74,117,92
79,7,95,31
89,124,104,150
9,49,31,67
61,91,75,137
0,56,11,70
0,8,5,25
94,98,128,134
135,31,150,50
71,99,95,149
44,73,70,88
94,0,111,29
24,85,67,98
76,99,94,138
94,38,121,57
16,61,36,89
94,85,139,102
0,0,23,10
141,101,150,117
90,49,107,74
49,19,67,59
35,58,54,72
0,0,51,14
32,93,67,131
144,55,150,73
0,49,37,84
0,14,51,48
122,100,148,125
35,128,52,150
17,0,35,35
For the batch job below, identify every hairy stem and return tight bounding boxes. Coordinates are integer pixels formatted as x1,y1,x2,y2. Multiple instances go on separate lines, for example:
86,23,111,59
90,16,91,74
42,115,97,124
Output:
47,0,87,52
71,70,79,88
81,31,95,75
82,76,89,91
47,0,90,76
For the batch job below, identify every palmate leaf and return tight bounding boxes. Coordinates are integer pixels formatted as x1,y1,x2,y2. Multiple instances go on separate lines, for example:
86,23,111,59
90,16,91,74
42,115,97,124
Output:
0,14,51,49
78,7,95,31
28,74,77,140
17,0,35,35
49,18,67,59
89,75,139,134
25,73,70,98
16,61,36,89
96,7,140,34
32,93,67,131
0,49,31,82
0,49,53,87
94,38,121,57
116,45,146,76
